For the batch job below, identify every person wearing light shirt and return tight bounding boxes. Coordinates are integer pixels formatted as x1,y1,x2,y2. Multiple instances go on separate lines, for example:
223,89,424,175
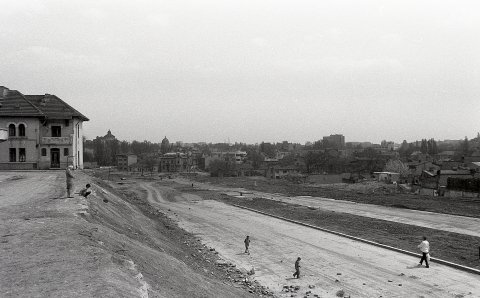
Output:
417,236,430,268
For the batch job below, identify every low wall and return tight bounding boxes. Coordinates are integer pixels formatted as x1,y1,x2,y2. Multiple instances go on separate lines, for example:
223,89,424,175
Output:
444,189,480,198
0,162,36,170
419,187,479,198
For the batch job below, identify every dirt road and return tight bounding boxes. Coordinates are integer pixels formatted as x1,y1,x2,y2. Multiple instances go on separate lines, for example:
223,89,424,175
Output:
176,178,480,238
143,182,480,298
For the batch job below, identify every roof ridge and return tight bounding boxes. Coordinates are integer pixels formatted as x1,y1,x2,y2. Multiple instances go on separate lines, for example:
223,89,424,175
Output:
47,94,89,121
21,92,46,116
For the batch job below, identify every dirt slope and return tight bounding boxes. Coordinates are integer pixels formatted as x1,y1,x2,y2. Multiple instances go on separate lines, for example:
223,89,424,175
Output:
0,171,259,297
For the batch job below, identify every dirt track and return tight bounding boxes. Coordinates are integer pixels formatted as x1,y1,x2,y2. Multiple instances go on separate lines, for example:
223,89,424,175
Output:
175,178,480,238
142,182,480,298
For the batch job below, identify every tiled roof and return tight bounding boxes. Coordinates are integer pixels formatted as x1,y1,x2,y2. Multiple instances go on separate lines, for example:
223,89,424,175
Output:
0,90,44,117
0,88,88,121
25,94,89,121
440,170,471,175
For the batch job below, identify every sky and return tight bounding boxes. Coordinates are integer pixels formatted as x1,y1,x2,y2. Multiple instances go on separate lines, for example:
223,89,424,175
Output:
1,0,479,144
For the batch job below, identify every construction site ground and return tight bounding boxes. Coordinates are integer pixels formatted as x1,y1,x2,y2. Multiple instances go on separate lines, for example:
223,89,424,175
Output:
0,171,264,298
1,170,480,297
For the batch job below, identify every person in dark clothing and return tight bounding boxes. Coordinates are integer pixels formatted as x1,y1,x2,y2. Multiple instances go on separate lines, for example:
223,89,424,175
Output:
79,184,92,198
244,236,250,254
293,257,301,278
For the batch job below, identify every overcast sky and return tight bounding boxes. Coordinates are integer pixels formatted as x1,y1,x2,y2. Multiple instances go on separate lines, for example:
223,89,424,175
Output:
1,1,479,144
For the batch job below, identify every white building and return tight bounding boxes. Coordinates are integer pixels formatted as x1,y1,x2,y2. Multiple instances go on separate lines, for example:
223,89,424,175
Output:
0,86,89,170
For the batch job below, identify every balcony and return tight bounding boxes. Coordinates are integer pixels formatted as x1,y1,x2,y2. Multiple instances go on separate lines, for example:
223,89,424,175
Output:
41,136,72,145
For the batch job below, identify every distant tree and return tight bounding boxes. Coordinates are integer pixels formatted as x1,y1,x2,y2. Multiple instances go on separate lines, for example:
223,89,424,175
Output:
83,150,94,162
93,137,106,165
278,154,295,166
384,159,409,177
363,148,379,159
427,138,438,155
462,136,469,155
119,140,130,153
260,142,276,158
398,140,408,157
246,148,263,169
420,139,428,154
209,159,236,177
145,156,156,173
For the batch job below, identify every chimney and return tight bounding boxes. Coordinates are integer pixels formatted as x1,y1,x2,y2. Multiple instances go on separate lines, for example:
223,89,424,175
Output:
0,86,9,98
41,94,50,105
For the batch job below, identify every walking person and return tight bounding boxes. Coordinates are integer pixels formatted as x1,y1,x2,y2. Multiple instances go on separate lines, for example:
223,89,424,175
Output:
293,257,301,278
418,236,430,268
244,236,250,254
66,165,75,198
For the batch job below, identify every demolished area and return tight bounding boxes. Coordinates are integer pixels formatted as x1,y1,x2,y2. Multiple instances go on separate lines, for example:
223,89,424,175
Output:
0,171,269,298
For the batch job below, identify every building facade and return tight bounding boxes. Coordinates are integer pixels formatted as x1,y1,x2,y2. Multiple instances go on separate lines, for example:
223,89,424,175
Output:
116,154,138,171
159,152,195,172
0,86,89,170
323,134,345,149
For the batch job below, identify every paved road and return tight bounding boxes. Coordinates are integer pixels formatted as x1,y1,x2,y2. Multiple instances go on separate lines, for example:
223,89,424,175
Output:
176,178,480,238
143,182,480,298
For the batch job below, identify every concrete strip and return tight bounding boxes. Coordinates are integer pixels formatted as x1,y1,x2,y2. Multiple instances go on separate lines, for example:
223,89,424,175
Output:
232,204,480,276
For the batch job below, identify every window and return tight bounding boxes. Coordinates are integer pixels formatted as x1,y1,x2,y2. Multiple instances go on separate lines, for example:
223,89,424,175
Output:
8,124,15,137
9,148,16,162
19,148,26,162
64,148,69,156
41,148,47,156
18,124,25,137
65,119,70,127
51,126,61,137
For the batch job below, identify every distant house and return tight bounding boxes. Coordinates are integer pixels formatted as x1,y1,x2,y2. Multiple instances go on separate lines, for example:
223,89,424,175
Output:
409,151,431,163
204,151,247,169
464,150,480,163
469,162,480,174
437,151,456,161
419,170,438,189
436,160,464,170
0,86,88,170
341,172,363,183
159,152,195,172
419,168,475,189
116,154,137,171
407,161,440,184
437,169,473,187
265,166,299,179
373,171,400,183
